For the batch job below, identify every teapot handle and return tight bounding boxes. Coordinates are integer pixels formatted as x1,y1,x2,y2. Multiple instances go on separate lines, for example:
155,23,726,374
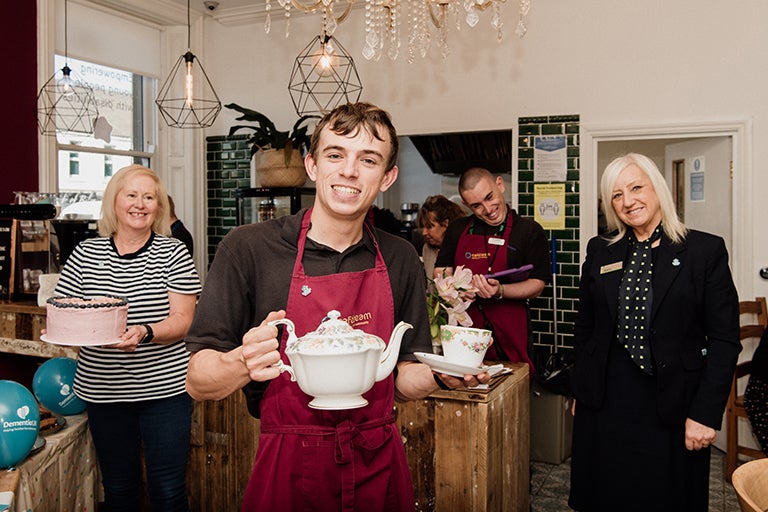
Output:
267,318,297,381
268,318,297,348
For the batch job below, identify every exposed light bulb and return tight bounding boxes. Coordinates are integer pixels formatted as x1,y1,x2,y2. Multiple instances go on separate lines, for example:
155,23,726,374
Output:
183,52,196,108
312,41,339,77
56,65,76,100
185,60,194,108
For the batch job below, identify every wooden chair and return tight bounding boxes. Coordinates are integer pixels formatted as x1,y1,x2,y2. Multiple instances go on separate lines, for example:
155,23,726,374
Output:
726,297,768,482
731,458,768,512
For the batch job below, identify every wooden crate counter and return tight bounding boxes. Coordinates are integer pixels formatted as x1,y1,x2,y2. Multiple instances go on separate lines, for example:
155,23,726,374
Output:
0,302,78,360
0,302,47,342
395,362,529,512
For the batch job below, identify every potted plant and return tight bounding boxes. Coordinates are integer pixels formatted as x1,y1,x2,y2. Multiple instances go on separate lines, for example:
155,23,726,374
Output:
225,103,319,187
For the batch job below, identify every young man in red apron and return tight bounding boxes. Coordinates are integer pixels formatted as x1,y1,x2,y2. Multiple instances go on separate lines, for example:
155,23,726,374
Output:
185,103,491,511
435,167,550,370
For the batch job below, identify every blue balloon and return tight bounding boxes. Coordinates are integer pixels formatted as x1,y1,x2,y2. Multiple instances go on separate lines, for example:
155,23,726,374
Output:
32,357,86,416
0,380,40,468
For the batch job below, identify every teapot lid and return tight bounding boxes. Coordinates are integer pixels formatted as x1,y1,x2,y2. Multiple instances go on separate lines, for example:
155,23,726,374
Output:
314,310,354,336
287,310,385,354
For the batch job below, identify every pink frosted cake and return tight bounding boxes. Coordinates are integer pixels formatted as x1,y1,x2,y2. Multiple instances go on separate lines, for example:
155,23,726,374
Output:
44,296,128,346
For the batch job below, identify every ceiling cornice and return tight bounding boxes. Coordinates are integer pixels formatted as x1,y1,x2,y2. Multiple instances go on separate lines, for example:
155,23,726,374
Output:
209,4,269,26
78,0,197,26
81,0,341,28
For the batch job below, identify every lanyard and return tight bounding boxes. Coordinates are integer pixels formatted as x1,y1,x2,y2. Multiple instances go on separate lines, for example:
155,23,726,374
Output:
469,214,507,273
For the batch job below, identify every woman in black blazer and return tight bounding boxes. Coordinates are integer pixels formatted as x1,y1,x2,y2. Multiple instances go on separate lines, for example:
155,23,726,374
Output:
568,153,740,511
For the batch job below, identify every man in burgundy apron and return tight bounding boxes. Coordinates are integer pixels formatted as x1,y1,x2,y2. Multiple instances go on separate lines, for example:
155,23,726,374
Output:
185,103,490,512
435,168,550,370
241,210,413,511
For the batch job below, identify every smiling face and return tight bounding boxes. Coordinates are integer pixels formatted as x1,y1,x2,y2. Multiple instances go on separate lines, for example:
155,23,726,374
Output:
461,175,507,227
610,164,662,240
305,124,398,225
114,174,159,236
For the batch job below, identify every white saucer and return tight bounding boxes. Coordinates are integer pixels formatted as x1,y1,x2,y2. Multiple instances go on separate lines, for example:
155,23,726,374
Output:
40,334,121,347
415,352,491,378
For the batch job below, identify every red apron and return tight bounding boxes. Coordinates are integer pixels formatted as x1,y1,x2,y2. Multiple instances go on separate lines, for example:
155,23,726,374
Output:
241,208,415,512
455,210,533,368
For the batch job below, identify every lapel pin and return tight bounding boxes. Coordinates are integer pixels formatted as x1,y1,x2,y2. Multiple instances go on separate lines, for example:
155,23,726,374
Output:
301,285,312,296
672,258,681,267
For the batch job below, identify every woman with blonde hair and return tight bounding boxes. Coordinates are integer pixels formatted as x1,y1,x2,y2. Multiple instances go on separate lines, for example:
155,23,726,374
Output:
54,164,201,511
569,153,740,510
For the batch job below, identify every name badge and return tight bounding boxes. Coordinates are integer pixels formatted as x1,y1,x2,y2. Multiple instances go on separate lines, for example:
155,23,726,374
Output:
600,261,623,274
488,237,506,246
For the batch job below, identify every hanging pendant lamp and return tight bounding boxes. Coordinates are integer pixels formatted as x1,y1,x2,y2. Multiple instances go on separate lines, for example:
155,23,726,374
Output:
36,0,99,136
155,0,221,129
288,31,362,116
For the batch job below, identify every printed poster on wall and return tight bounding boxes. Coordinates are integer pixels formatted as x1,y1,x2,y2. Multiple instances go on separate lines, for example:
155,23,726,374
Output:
534,184,566,230
690,172,705,202
689,155,705,202
533,135,567,182
0,219,12,297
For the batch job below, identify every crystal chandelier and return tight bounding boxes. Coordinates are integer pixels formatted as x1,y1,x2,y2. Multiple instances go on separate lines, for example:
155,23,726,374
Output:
36,0,99,135
264,0,530,63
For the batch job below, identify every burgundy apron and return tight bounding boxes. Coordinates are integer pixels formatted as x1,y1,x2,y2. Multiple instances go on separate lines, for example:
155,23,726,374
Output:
455,210,533,368
241,208,415,512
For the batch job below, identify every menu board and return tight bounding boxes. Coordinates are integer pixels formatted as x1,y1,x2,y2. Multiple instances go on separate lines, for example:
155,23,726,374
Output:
0,218,12,297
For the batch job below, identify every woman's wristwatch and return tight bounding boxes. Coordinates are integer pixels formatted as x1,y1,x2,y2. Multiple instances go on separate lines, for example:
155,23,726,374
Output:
140,324,154,344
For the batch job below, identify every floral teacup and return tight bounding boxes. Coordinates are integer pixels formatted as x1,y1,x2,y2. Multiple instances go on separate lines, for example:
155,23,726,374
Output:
439,325,492,368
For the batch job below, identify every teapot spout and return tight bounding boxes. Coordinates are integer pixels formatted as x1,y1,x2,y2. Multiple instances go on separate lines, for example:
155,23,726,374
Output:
376,321,413,381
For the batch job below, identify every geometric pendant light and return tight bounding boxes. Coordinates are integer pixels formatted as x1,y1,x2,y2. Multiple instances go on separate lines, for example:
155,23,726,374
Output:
288,31,362,117
156,0,222,129
36,0,99,136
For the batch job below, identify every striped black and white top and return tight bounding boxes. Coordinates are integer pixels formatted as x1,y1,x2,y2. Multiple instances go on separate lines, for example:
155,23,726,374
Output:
55,233,202,403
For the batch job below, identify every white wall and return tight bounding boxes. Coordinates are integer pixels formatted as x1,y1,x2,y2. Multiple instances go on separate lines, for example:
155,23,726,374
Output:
67,0,768,294
198,0,768,295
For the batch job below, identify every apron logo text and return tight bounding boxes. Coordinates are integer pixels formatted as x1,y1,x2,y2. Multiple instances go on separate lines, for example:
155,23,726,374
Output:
342,311,373,328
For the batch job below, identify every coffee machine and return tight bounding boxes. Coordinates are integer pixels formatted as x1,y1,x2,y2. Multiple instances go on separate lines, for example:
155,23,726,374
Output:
399,202,423,249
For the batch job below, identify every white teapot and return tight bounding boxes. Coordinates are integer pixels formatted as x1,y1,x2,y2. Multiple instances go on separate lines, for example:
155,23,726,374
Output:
269,310,412,410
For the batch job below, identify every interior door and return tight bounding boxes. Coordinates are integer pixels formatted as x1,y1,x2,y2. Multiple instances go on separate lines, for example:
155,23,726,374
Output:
665,136,755,452
664,137,733,254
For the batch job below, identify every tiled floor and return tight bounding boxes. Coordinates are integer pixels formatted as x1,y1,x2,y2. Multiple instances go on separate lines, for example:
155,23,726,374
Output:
530,448,742,511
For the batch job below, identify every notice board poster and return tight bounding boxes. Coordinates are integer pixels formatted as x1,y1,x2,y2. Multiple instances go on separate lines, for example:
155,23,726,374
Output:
534,184,566,230
0,219,12,297
533,135,568,182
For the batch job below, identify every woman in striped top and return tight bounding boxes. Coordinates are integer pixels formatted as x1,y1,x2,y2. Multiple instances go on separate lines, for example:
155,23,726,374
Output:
55,165,201,512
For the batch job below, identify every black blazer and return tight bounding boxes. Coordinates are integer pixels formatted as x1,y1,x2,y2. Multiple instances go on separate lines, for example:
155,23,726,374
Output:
571,229,741,428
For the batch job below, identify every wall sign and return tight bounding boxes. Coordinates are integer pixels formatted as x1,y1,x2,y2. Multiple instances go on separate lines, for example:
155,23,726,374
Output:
533,135,567,182
534,184,566,230
690,172,705,202
0,219,13,298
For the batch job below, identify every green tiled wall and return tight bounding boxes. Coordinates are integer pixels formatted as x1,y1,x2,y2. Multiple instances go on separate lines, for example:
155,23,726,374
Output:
206,125,581,360
518,115,580,357
206,134,251,266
